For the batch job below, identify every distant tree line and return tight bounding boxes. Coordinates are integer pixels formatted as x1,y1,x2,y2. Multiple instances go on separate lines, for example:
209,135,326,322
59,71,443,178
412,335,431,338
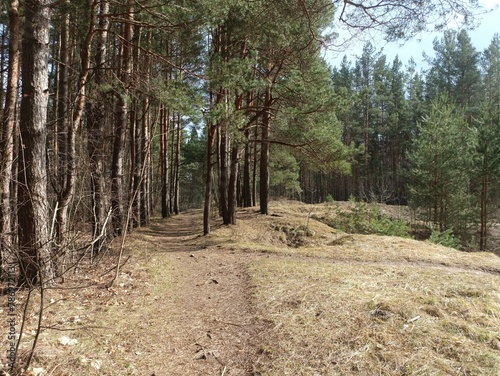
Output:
324,30,500,250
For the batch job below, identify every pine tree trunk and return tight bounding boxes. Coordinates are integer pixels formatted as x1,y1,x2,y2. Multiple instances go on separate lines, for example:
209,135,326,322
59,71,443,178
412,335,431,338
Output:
140,30,152,225
130,24,142,229
55,21,76,244
0,0,21,273
363,94,370,198
17,0,54,286
227,145,239,224
169,115,174,214
242,92,253,207
260,85,271,215
203,123,217,235
219,120,229,223
479,169,488,251
87,0,110,255
129,96,139,229
160,106,171,218
111,1,133,236
111,91,127,236
252,125,258,207
173,113,181,214
140,94,150,225
54,2,70,198
87,104,108,254
242,129,252,207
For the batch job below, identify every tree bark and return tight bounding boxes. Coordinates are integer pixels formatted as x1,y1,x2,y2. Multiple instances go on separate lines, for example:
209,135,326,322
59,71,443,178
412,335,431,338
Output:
259,85,272,215
173,113,182,214
242,128,252,207
140,30,152,226
203,123,217,235
111,92,127,236
129,94,139,229
479,165,488,251
54,0,70,197
17,0,54,286
227,145,239,224
0,0,21,273
87,0,110,255
140,97,150,225
111,0,133,236
130,24,142,229
218,117,229,223
160,105,171,218
252,124,258,207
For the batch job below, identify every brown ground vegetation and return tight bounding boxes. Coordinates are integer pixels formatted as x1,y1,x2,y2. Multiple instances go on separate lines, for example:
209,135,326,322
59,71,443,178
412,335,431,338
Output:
1,201,500,375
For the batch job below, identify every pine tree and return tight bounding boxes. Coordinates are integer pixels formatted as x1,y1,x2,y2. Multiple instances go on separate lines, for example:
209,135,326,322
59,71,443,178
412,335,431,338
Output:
387,56,410,204
475,34,500,250
17,0,54,286
352,42,378,199
0,0,21,275
426,30,480,114
407,95,475,236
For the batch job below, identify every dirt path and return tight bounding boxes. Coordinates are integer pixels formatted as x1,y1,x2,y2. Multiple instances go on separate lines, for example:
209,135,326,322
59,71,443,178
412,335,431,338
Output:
128,211,266,376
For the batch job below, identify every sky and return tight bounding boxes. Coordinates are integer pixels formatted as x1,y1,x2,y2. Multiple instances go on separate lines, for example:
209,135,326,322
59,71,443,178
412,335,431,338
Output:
325,0,500,70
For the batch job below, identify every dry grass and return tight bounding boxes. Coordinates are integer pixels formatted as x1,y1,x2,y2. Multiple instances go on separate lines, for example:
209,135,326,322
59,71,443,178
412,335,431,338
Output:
248,259,500,375
0,235,177,375
203,201,500,375
2,201,500,375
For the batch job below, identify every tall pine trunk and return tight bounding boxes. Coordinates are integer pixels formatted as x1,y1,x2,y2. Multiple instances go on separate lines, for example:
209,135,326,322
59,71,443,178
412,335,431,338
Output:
218,118,229,223
129,25,142,229
53,1,70,246
173,113,181,214
129,95,139,229
140,30,152,225
140,95,151,225
160,105,171,218
259,85,271,215
0,0,21,274
17,0,54,286
111,0,133,236
203,123,217,235
227,145,239,224
87,0,110,255
479,165,488,251
242,128,252,207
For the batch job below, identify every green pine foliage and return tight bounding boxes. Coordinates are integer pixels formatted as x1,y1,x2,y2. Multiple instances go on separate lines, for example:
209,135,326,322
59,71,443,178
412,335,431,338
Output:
428,227,462,249
269,146,302,200
406,95,476,236
328,197,410,238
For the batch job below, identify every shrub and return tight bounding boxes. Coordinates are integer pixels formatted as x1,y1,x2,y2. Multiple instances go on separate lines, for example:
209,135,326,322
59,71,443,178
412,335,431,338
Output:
330,198,410,238
428,227,462,249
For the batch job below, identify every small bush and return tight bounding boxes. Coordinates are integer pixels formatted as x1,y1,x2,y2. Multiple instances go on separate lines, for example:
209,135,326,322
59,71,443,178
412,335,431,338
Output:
428,227,461,249
329,198,410,238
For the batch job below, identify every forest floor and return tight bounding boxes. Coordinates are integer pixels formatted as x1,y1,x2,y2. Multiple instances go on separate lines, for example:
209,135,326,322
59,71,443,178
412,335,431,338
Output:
2,201,500,375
